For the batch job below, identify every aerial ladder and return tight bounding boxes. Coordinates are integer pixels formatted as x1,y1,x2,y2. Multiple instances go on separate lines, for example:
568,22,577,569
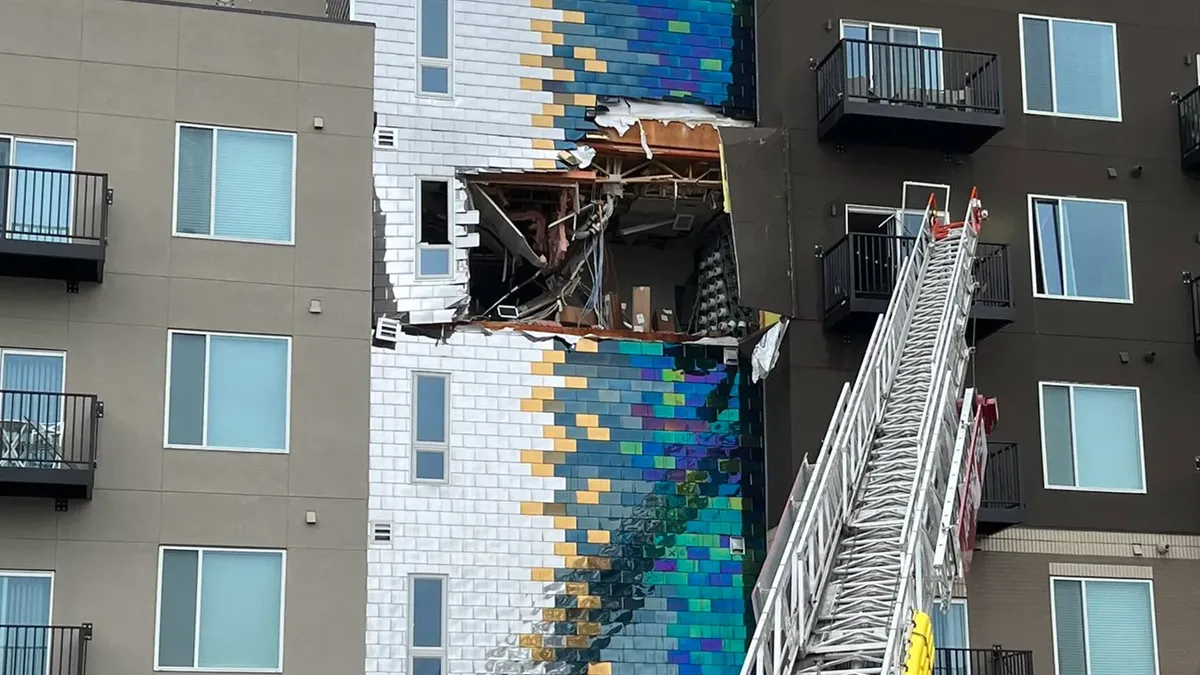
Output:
743,188,999,675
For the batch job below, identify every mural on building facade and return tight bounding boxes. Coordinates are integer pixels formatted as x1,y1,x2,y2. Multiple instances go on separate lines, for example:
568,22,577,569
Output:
487,338,765,675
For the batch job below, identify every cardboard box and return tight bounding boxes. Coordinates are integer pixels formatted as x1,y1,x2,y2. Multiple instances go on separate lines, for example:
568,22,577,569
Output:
654,308,676,332
631,286,651,332
559,305,597,326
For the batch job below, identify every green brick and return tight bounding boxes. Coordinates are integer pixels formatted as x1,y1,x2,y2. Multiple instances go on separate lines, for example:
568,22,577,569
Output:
620,441,642,454
654,455,675,469
700,58,723,71
668,20,691,33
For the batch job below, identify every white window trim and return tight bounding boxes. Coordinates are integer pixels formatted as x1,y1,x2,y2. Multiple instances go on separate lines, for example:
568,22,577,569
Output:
408,574,448,674
1017,14,1123,122
0,135,79,244
162,329,293,454
411,371,450,484
1038,381,1146,494
0,348,67,392
843,204,949,235
414,177,455,282
0,570,55,627
838,19,943,43
1049,576,1160,675
415,0,454,98
170,123,298,247
153,546,287,673
1026,194,1133,305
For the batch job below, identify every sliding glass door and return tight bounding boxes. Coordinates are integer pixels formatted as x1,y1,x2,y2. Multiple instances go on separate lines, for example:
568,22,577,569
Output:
842,21,944,101
0,351,66,469
0,573,53,675
0,138,76,243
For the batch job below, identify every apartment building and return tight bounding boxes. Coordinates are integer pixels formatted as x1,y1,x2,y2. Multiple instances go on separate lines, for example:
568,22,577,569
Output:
732,0,1200,673
0,2,374,675
354,0,775,674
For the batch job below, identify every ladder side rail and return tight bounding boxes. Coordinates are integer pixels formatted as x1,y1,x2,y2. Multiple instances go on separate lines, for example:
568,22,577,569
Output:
879,199,985,673
753,454,815,619
740,199,937,675
931,387,976,602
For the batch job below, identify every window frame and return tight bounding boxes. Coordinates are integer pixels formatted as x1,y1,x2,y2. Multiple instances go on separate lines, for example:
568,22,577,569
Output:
838,21,945,92
414,177,455,281
153,546,288,674
1038,381,1146,494
0,348,67,392
170,123,298,247
0,135,79,243
416,0,454,98
1026,194,1133,304
411,371,450,483
1017,14,1123,122
1049,576,1160,675
407,574,448,675
0,569,55,627
162,329,293,454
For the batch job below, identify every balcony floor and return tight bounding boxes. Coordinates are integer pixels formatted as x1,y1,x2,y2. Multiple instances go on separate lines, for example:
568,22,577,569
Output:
819,100,1005,154
823,296,1015,340
0,467,93,501
0,239,104,284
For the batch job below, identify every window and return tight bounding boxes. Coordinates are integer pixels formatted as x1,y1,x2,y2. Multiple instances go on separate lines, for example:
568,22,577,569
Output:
1029,195,1131,303
416,179,453,279
412,372,449,481
840,21,944,99
156,547,285,672
931,599,969,675
165,331,291,453
1051,577,1158,675
1040,383,1144,493
0,349,66,468
417,0,452,95
409,576,446,675
0,136,76,243
174,124,296,244
1019,15,1121,121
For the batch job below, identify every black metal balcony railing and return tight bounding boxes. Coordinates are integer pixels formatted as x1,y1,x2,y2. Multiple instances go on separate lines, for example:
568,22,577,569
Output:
0,166,109,247
1189,277,1200,353
0,625,92,675
0,392,100,472
814,39,1004,152
1177,86,1200,171
821,233,1014,316
981,443,1023,513
933,647,1034,675
325,0,351,20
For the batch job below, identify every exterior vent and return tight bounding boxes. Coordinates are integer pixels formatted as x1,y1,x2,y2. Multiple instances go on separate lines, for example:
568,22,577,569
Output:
374,127,398,148
374,316,401,345
723,347,739,366
370,522,393,545
672,213,696,231
729,536,746,556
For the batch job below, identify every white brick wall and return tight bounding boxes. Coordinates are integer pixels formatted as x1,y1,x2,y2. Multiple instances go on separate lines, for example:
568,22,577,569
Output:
355,0,565,321
367,330,563,675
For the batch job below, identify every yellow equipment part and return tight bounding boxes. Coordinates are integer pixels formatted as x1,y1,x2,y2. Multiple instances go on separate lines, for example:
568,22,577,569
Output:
902,611,935,675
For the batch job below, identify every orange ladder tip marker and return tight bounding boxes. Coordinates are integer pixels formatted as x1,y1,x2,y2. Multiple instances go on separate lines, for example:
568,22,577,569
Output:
930,186,988,241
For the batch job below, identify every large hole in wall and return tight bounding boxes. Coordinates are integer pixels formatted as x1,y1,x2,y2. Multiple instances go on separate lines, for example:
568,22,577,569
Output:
465,165,758,337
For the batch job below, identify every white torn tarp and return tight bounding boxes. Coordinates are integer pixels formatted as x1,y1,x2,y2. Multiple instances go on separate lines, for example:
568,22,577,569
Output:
565,145,596,168
751,317,789,383
594,98,754,136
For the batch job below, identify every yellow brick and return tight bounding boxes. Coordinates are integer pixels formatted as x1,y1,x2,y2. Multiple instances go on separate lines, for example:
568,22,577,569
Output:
543,349,566,363
531,19,553,32
555,542,578,556
530,0,553,7
532,115,555,128
573,46,597,60
519,634,543,648
542,103,566,116
544,426,566,439
565,555,611,570
520,77,543,91
542,608,566,621
588,478,611,492
551,68,575,82
588,530,610,544
566,635,591,648
532,138,556,151
521,399,544,413
531,361,555,374
554,516,577,529
534,158,559,169
576,338,598,353
589,663,612,675
584,60,607,73
540,33,564,45
522,502,544,516
532,386,554,400
578,595,601,609
565,582,589,595
520,53,543,67
577,622,601,636
562,10,585,22
587,427,610,441
521,449,543,463
532,568,554,581
554,438,577,452
564,376,587,389
576,413,599,427
531,463,555,477
577,491,599,505
574,94,597,106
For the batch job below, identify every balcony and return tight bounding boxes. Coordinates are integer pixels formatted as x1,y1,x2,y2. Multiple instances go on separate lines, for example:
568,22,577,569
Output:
819,233,1015,338
0,166,110,289
0,391,101,506
0,624,92,675
934,647,1034,675
1189,275,1200,355
977,442,1026,535
1178,86,1200,172
815,39,1005,153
